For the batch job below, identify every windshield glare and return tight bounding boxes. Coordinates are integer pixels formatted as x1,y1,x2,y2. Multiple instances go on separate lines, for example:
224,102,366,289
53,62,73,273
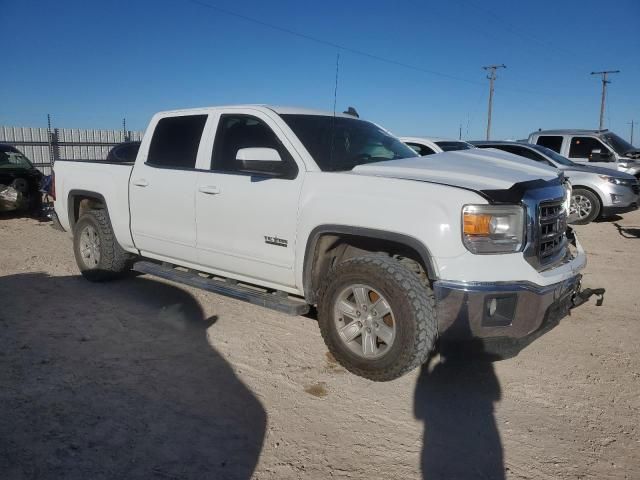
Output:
434,141,473,152
602,132,636,154
529,144,575,166
0,149,34,170
281,114,417,171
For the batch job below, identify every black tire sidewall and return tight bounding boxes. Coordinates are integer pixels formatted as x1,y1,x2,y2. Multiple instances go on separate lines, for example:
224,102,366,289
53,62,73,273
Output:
73,214,106,275
571,189,600,224
317,256,436,380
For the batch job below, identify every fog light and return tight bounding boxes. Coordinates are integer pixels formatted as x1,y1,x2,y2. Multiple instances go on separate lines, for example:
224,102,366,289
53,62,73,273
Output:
488,298,497,316
482,295,518,327
610,194,623,204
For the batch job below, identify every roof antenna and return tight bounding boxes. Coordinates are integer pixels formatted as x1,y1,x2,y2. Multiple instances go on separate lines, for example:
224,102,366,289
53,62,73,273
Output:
333,53,340,117
330,52,340,169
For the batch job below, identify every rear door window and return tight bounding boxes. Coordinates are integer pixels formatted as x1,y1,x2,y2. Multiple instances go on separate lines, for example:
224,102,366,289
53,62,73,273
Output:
535,135,563,153
147,115,208,168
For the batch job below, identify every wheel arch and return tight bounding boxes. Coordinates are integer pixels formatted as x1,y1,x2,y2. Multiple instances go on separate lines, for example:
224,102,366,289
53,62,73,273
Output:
302,225,437,304
67,190,108,230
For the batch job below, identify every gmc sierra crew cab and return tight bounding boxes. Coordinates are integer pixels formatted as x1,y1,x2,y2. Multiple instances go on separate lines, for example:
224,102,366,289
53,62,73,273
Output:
53,105,599,381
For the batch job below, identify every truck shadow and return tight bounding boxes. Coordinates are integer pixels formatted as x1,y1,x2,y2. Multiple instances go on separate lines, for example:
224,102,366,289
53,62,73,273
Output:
0,273,266,480
414,343,504,480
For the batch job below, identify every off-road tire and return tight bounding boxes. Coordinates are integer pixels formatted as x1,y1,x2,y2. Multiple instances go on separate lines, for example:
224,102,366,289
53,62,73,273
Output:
317,255,437,381
73,209,132,282
571,188,601,225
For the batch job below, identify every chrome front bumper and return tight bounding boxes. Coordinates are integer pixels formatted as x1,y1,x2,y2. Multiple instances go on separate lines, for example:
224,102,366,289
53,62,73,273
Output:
433,274,584,357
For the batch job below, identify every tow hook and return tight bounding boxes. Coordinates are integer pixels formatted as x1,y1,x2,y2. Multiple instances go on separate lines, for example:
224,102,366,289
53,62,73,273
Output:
572,287,606,308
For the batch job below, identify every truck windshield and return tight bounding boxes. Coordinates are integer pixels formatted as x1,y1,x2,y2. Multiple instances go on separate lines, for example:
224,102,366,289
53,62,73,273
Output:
529,144,576,166
0,148,34,170
601,132,637,154
281,114,418,171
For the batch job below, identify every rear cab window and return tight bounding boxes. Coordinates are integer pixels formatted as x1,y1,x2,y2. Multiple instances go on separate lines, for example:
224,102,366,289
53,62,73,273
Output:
535,135,563,153
147,115,208,169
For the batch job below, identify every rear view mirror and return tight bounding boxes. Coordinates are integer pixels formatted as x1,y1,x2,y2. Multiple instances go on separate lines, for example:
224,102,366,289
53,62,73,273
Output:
236,147,282,162
590,149,613,162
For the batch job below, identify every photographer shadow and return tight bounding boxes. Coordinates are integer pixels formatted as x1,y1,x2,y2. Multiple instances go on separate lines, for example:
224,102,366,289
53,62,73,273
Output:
414,304,504,479
0,272,266,480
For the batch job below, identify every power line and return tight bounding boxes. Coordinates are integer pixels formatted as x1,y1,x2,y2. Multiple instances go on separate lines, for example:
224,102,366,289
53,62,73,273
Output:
184,0,485,87
591,70,620,130
456,0,593,75
181,0,581,100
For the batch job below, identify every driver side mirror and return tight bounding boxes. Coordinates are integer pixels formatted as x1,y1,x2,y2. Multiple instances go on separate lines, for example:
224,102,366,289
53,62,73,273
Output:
234,147,294,179
236,147,282,162
590,149,613,162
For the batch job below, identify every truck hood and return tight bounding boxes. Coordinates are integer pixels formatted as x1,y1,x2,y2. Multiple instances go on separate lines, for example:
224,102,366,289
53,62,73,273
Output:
622,150,640,159
351,149,559,191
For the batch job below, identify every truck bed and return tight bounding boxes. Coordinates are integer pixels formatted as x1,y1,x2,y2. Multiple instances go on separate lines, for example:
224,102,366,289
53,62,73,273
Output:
53,160,136,251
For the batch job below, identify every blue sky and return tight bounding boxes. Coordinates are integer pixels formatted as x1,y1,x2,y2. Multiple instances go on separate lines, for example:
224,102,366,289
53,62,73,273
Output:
2,0,639,141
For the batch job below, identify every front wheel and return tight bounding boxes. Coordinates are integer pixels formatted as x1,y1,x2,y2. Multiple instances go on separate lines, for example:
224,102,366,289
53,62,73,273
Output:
73,209,132,281
570,188,601,225
317,255,437,381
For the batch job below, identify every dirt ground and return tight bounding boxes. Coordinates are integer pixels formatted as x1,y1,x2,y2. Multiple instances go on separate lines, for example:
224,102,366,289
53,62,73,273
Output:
1,211,638,480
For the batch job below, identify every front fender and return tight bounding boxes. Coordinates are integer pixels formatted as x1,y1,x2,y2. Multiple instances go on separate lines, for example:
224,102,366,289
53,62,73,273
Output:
294,172,487,293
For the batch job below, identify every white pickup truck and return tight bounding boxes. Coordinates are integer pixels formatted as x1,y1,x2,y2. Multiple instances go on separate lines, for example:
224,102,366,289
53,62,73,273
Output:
53,105,600,381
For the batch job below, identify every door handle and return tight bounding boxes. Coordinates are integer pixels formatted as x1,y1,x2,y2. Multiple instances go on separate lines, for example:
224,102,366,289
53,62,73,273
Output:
132,178,149,187
199,185,221,195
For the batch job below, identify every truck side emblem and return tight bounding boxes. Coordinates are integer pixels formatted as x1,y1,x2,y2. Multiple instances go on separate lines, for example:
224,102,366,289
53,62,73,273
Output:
264,235,288,247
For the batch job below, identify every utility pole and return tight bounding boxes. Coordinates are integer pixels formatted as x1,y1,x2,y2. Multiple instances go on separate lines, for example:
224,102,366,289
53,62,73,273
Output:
628,120,635,145
459,123,462,140
590,70,620,130
482,64,506,140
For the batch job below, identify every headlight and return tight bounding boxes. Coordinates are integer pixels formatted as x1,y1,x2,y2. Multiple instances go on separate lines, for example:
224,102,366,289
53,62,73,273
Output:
462,205,525,254
598,175,629,185
564,181,572,213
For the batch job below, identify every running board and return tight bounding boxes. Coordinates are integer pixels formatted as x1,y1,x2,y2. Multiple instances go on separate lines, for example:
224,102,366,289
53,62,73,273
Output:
132,261,310,316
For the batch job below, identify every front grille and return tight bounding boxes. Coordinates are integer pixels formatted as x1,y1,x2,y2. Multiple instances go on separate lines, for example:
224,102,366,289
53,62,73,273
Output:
538,199,567,265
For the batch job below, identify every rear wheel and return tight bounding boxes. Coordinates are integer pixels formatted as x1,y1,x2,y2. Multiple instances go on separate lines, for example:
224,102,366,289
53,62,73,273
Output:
570,188,600,224
73,209,132,281
317,255,437,381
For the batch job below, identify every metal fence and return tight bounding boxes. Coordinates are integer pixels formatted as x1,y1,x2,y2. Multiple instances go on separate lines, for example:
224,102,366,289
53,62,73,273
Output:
0,124,144,175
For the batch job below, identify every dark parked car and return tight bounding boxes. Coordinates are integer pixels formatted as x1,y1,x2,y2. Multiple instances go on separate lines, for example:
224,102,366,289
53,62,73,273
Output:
106,141,141,163
0,144,43,213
